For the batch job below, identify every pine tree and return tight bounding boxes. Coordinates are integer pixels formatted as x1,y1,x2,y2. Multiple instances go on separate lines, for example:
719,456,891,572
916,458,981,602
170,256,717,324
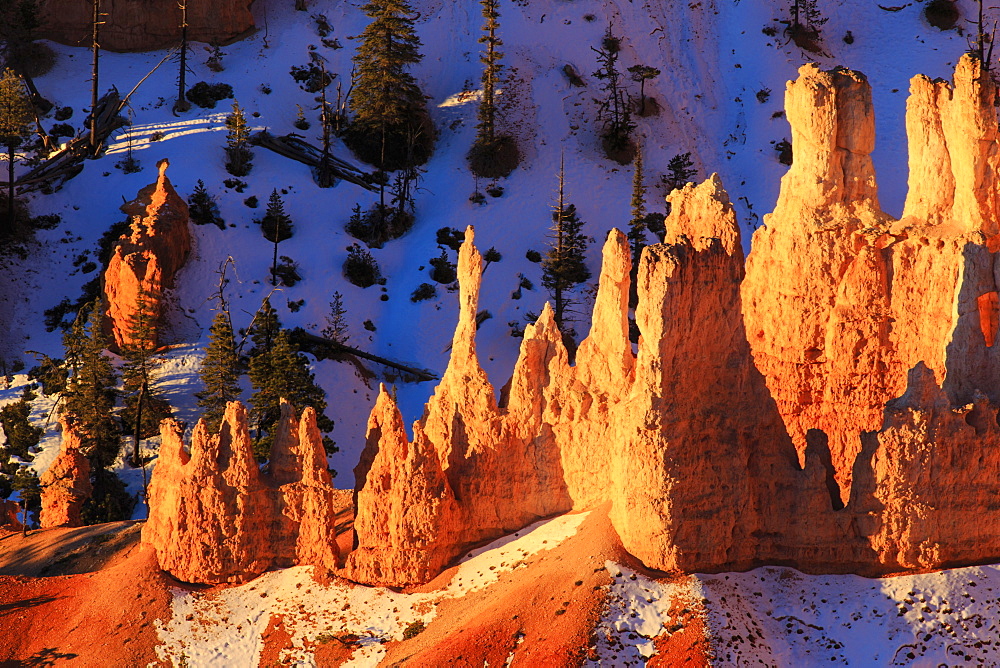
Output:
541,157,590,335
467,0,519,179
120,288,168,466
627,64,660,116
321,291,349,344
225,99,253,176
259,190,293,286
248,297,281,358
0,68,32,235
348,0,431,170
627,148,647,301
0,385,42,461
249,329,335,461
592,28,635,163
477,0,502,144
11,465,39,534
62,300,120,470
188,179,224,229
196,310,241,432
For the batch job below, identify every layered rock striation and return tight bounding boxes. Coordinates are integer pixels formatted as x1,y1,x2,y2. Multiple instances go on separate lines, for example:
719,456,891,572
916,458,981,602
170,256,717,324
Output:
39,0,255,52
39,419,92,529
142,401,340,584
103,159,191,351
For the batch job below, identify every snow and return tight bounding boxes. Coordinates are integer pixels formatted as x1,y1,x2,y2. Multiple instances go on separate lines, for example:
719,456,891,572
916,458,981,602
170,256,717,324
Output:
588,562,704,666
154,511,589,667
587,561,1000,666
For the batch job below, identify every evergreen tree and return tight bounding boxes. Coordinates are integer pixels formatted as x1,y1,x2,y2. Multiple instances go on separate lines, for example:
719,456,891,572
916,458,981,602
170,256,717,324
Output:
248,329,335,461
259,190,294,286
196,310,241,432
321,291,349,344
247,297,281,357
348,0,431,170
62,300,119,470
120,288,168,466
477,0,502,144
627,148,647,307
0,385,42,461
188,179,225,229
592,29,635,163
541,157,590,336
467,0,519,179
627,64,660,116
225,100,253,176
0,68,32,235
11,465,39,534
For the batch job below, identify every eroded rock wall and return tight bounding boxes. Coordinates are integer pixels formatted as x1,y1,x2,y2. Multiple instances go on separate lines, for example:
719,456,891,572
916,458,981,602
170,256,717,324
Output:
103,159,191,351
39,0,255,52
39,419,92,529
142,401,340,584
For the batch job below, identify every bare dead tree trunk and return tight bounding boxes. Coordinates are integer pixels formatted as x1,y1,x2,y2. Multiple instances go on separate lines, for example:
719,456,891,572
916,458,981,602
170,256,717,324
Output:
175,0,191,113
90,0,101,151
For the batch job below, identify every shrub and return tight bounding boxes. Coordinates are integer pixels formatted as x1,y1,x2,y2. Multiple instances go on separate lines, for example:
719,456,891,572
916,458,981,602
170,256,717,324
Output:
345,204,414,248
54,106,73,121
343,244,381,288
272,256,301,286
525,249,542,263
186,81,234,109
244,195,259,208
435,227,465,252
429,250,457,284
403,621,425,640
925,0,959,30
50,123,74,139
188,180,225,229
290,63,333,93
410,283,437,302
468,134,520,179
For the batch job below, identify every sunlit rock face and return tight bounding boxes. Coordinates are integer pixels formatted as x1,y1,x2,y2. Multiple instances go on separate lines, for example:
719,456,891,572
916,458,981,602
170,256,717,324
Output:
103,160,191,351
744,55,1000,503
350,55,1000,585
140,56,1000,587
38,0,255,52
142,401,339,585
39,419,91,529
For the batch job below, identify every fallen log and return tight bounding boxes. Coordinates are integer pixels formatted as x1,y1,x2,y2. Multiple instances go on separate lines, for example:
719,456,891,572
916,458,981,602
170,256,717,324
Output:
252,130,379,192
290,328,437,382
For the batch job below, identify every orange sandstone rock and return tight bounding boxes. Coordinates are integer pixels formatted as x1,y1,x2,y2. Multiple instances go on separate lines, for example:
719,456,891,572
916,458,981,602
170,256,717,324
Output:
103,159,191,351
39,419,92,529
39,0,254,52
142,401,340,584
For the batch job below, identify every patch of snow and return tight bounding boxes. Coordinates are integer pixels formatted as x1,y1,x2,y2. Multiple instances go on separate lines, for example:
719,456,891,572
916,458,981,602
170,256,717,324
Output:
587,562,702,666
699,564,1000,666
154,511,589,666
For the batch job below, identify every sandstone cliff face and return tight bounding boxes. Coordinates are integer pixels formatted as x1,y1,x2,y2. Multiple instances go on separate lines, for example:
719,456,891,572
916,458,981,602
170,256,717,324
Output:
39,0,255,52
103,159,191,351
743,55,1000,503
142,401,340,584
39,419,92,529
148,56,1000,587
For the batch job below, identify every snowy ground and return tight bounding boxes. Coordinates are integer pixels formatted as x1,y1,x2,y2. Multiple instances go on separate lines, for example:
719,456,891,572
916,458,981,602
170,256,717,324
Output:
591,561,1000,666
154,512,589,666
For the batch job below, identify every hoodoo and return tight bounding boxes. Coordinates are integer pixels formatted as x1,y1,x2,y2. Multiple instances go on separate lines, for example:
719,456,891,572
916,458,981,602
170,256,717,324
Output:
103,159,191,351
142,56,1000,589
